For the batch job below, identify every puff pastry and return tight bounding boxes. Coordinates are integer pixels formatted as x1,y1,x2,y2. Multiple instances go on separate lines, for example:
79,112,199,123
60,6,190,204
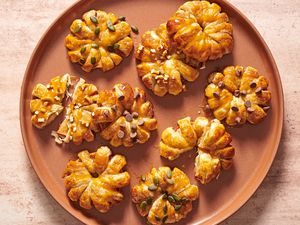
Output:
160,116,235,184
65,10,133,72
30,74,70,128
63,146,130,213
55,79,157,146
135,23,199,96
167,0,233,63
131,167,198,224
205,66,271,126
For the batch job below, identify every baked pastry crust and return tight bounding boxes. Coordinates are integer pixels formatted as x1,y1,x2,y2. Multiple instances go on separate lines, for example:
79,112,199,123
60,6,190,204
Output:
54,78,157,146
30,74,70,128
160,116,235,184
100,86,158,147
57,78,100,145
131,167,198,224
135,23,199,96
167,0,233,63
205,66,271,126
65,10,133,72
63,146,130,213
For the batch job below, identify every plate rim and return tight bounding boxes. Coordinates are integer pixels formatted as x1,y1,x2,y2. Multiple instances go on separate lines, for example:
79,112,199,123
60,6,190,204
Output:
19,0,284,224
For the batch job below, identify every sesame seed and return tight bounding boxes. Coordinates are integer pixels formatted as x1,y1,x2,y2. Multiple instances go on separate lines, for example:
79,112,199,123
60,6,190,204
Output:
34,111,39,115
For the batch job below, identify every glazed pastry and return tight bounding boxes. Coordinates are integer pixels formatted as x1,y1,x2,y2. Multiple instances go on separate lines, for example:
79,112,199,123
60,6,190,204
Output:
53,78,157,146
131,167,199,224
205,66,271,126
135,23,199,96
30,74,70,128
63,146,130,213
65,10,133,72
100,87,158,147
160,116,235,184
167,0,233,63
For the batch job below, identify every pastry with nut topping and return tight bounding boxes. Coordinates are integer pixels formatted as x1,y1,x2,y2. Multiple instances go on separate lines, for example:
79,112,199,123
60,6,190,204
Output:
205,66,271,126
135,23,199,96
30,74,70,128
131,167,199,224
55,80,157,146
63,146,130,213
56,78,101,145
167,0,233,63
65,10,133,72
160,116,235,184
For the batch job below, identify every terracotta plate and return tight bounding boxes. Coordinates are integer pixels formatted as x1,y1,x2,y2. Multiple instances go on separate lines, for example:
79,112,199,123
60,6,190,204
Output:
20,0,283,224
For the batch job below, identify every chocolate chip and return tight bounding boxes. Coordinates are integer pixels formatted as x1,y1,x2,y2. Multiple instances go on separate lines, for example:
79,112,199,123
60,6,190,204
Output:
119,123,126,128
244,100,251,108
130,132,137,139
236,69,242,77
247,107,255,113
138,119,145,126
231,106,239,112
117,130,125,139
213,92,220,98
234,90,240,97
240,90,247,96
134,91,140,99
131,123,137,130
250,82,257,88
218,81,225,88
132,112,139,118
235,117,241,124
263,106,270,111
125,113,133,122
255,87,262,94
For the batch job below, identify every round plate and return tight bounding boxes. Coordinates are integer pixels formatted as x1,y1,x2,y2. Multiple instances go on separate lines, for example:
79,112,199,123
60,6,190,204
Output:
20,0,283,224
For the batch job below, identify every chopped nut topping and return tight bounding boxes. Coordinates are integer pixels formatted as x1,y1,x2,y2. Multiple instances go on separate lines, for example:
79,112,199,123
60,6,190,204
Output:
38,118,45,123
117,130,125,139
138,119,145,126
213,92,220,98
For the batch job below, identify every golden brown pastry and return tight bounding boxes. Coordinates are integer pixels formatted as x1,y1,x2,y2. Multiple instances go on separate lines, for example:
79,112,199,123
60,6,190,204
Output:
65,10,133,72
205,66,271,126
30,74,70,128
167,0,233,63
131,167,198,224
52,78,157,146
63,146,130,213
135,23,199,96
57,78,100,145
100,87,158,147
160,116,235,184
